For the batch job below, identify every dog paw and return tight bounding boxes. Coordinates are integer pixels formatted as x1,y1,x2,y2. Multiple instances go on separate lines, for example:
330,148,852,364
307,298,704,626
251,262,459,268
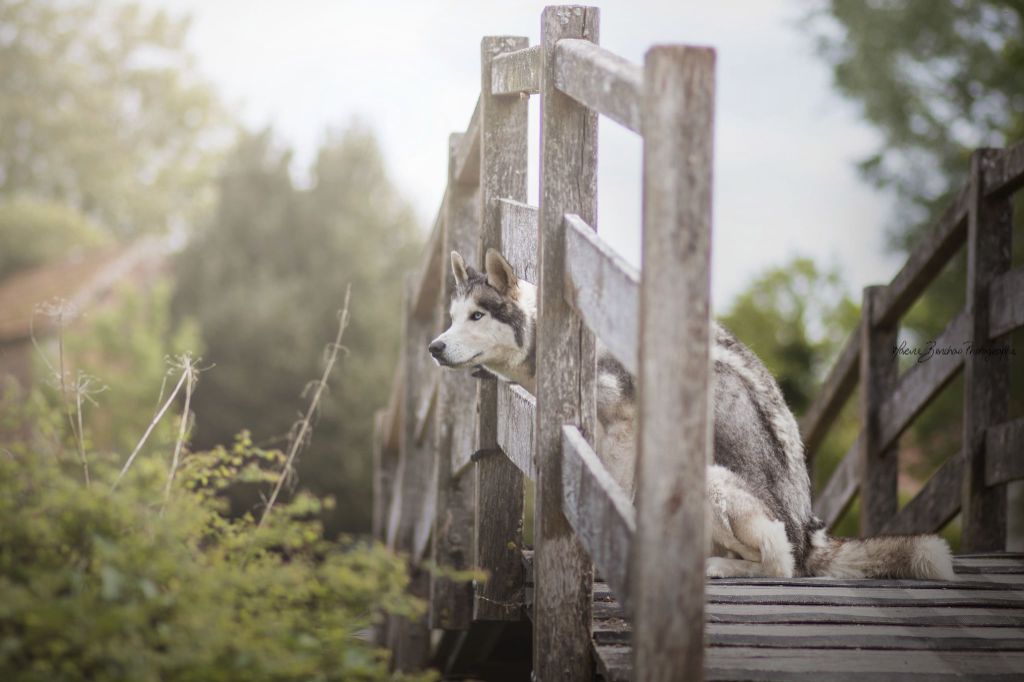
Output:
705,557,728,579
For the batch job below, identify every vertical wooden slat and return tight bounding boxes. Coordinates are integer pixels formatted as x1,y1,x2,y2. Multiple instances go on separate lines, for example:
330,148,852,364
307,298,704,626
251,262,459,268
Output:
535,6,599,680
474,35,529,621
632,45,715,682
859,286,899,536
430,133,478,630
962,149,1012,551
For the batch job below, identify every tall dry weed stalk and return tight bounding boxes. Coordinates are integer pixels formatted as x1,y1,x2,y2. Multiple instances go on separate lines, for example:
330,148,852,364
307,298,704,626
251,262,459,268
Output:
257,285,352,530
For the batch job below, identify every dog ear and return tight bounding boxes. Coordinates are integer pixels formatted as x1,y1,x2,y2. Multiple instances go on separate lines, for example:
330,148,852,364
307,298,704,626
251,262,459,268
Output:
451,251,469,287
484,248,518,295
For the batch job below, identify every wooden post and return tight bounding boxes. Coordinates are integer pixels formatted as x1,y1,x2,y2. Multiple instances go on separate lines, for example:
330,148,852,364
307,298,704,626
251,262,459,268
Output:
632,45,715,682
430,133,479,630
472,35,529,622
962,148,1012,551
535,6,598,680
859,286,899,536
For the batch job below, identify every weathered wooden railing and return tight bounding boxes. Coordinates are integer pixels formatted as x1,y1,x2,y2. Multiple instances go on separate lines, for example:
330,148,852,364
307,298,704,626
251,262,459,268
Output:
804,143,1024,549
373,5,715,680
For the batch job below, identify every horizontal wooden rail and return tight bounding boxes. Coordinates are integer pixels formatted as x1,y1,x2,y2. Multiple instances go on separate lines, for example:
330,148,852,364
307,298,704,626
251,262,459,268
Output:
492,44,541,95
800,324,860,459
453,97,481,186
871,184,970,329
812,433,862,529
563,214,641,375
876,310,969,452
499,199,539,284
561,425,636,615
497,382,537,480
981,140,1024,199
989,265,1024,338
882,453,963,535
986,417,1024,486
553,38,643,134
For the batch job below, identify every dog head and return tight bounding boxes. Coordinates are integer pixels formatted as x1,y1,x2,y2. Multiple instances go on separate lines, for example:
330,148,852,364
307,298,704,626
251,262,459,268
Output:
428,249,535,382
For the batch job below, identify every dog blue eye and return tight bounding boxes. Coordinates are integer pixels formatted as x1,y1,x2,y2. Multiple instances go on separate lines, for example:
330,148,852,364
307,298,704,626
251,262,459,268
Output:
470,311,485,321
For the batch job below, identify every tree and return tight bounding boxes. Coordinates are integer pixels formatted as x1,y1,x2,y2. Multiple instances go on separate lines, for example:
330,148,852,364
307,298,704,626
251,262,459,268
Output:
809,0,1024,242
174,126,422,535
0,198,110,279
0,0,228,237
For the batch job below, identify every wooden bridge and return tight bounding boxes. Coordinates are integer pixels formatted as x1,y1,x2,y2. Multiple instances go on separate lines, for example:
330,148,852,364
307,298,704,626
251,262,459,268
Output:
372,6,1024,680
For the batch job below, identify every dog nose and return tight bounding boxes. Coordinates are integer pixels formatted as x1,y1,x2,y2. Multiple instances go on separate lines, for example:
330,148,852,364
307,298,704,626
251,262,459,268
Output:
428,340,445,356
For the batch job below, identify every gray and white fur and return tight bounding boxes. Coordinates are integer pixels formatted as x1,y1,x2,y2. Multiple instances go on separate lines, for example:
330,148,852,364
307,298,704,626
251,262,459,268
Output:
429,249,955,581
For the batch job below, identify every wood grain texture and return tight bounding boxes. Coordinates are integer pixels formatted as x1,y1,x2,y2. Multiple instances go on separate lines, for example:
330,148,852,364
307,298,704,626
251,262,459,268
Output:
498,198,539,285
882,452,963,535
534,7,599,680
561,425,636,615
411,203,446,319
632,44,715,682
962,149,1012,551
876,309,968,452
454,98,481,186
563,213,640,375
989,264,1024,339
474,35,529,622
800,323,860,461
491,44,540,95
987,417,1024,487
859,286,898,536
981,139,1024,199
497,382,536,480
553,38,643,133
430,132,479,631
813,433,862,529
871,182,970,329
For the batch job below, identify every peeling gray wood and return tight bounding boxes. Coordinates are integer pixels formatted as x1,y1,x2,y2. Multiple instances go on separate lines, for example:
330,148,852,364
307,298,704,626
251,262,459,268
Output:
498,198,538,284
871,183,970,329
859,286,899,536
491,44,540,95
705,585,1024,607
705,603,1024,627
534,7,599,680
561,425,636,615
413,375,439,445
632,44,716,682
454,98,481,186
474,34,529,622
553,38,642,134
962,149,1012,551
981,140,1024,199
497,382,536,480
813,433,862,529
989,264,1024,339
876,309,968,452
563,214,640,375
883,452,963,535
430,132,480,631
987,417,1024,487
800,323,860,461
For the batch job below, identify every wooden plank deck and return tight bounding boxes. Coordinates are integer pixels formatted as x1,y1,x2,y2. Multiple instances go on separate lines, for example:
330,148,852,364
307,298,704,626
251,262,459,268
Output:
526,552,1024,680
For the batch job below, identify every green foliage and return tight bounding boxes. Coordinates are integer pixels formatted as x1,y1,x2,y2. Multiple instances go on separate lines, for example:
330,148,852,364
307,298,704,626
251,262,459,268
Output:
810,0,1024,237
0,429,435,682
0,197,110,279
719,257,859,415
23,282,201,468
174,127,423,535
0,0,229,237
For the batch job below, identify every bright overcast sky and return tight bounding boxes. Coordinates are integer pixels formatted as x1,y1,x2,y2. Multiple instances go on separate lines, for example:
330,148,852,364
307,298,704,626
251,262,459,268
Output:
147,0,903,310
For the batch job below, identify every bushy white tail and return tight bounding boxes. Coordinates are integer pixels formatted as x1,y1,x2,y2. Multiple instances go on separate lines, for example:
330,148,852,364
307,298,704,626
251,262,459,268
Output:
806,529,955,580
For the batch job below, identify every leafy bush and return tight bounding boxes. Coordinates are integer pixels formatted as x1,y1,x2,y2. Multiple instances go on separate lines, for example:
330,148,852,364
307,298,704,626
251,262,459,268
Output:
0,432,434,682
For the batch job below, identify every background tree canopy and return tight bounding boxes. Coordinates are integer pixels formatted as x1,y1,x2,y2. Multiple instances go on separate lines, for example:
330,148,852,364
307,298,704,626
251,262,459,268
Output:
173,127,422,535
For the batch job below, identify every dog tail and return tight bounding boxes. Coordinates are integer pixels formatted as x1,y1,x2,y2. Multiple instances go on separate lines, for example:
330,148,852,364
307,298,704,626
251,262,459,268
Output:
805,523,955,580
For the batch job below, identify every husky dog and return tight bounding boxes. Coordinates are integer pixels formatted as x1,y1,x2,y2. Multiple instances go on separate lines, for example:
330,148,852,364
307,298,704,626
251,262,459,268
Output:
429,249,955,581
